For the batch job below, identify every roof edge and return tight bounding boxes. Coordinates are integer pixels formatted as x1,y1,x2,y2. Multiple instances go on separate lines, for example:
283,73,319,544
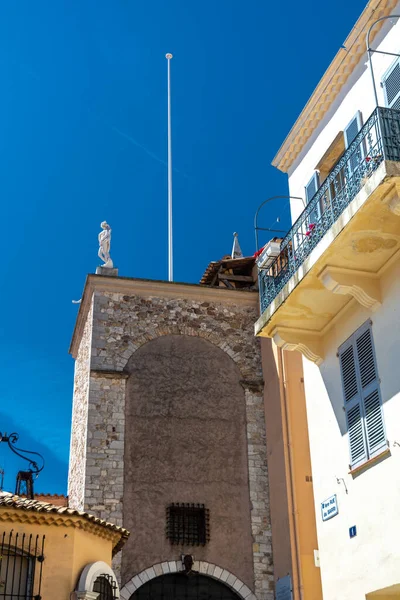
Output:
272,0,397,173
69,273,259,359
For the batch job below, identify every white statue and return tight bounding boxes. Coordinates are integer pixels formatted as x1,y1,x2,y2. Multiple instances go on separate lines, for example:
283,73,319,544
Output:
98,221,113,268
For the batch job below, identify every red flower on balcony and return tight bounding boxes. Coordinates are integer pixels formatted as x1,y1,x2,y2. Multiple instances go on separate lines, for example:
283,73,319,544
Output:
305,222,316,237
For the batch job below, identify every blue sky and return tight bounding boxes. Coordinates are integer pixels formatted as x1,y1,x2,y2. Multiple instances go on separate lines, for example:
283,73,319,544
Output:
0,0,366,494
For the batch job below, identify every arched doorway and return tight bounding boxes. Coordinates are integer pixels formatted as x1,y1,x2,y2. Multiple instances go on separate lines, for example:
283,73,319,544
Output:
130,573,241,599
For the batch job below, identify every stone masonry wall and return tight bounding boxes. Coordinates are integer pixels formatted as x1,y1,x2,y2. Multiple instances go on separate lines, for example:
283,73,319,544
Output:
68,301,93,511
70,285,274,600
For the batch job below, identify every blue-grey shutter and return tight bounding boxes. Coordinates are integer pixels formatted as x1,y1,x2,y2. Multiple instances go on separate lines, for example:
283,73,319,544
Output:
305,172,319,203
354,324,387,458
344,112,363,174
339,338,367,468
382,58,400,110
305,172,320,223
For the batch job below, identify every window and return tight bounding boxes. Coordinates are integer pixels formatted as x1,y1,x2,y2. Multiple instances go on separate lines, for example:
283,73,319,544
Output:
305,171,320,223
0,532,44,600
339,321,387,470
344,111,364,175
93,574,118,600
382,56,400,110
166,503,210,546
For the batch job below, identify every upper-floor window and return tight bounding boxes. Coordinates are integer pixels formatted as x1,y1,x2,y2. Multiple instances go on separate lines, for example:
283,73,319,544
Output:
344,111,364,174
305,171,320,223
339,321,387,470
382,56,400,110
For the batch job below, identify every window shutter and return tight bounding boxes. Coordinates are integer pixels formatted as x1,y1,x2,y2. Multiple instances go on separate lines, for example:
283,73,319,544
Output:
344,112,363,174
305,172,320,223
382,58,400,110
355,326,386,458
339,339,367,468
305,172,319,203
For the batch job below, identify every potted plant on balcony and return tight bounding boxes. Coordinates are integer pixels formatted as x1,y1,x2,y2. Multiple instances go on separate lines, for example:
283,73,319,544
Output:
305,222,316,238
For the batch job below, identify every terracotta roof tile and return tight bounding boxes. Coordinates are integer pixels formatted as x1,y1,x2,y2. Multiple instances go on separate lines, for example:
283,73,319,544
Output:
0,493,129,554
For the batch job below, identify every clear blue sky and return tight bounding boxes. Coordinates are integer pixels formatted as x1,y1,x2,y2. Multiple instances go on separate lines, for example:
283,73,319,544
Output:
0,0,366,494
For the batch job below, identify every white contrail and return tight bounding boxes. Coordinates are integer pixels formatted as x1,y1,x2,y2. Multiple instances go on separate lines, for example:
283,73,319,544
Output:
111,124,188,179
111,125,168,168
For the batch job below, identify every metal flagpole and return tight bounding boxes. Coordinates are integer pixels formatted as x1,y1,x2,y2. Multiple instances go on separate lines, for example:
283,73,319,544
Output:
166,53,173,281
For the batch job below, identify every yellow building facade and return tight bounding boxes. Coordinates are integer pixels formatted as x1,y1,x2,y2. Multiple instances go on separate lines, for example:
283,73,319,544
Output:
261,341,322,600
0,492,129,599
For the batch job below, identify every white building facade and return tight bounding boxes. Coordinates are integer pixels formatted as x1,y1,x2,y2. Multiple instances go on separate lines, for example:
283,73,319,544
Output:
256,2,400,599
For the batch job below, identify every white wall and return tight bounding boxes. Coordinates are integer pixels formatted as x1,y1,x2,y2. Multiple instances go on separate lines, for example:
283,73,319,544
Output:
287,6,400,222
277,13,400,597
302,257,400,600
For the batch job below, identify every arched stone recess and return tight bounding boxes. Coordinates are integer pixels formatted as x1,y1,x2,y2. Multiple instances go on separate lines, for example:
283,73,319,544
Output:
76,560,120,598
90,292,263,381
116,324,258,381
119,561,256,600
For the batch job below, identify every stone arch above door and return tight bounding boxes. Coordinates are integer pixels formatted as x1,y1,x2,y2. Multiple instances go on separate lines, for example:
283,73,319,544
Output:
119,561,257,600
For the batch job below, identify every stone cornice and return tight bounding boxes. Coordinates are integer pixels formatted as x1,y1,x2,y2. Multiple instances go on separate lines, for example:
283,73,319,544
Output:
272,0,398,173
70,274,259,358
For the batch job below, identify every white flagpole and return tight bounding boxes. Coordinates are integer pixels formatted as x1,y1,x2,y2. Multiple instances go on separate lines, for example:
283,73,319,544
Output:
166,53,173,282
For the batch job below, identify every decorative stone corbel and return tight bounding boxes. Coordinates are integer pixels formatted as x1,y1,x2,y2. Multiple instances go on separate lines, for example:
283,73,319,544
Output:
318,266,381,311
270,326,323,365
74,593,99,600
381,181,400,216
239,379,264,393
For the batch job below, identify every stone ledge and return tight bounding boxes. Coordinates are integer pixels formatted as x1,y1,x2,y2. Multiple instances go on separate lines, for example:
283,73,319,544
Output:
90,369,129,379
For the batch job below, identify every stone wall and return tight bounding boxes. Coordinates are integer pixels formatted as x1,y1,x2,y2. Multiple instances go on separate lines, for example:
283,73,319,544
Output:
68,301,93,511
69,280,274,599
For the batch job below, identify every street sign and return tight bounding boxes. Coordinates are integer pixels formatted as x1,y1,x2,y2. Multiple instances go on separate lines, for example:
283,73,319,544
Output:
276,575,293,600
321,494,339,521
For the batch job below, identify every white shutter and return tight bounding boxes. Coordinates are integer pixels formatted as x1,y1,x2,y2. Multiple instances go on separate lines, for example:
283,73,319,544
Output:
339,321,387,469
382,57,400,110
344,111,363,174
354,325,387,458
339,338,367,468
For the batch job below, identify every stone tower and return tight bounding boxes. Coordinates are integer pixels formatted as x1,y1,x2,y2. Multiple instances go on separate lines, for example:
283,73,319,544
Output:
68,271,274,600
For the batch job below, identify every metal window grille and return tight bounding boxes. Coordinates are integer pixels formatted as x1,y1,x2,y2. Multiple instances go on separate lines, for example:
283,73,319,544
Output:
93,574,118,600
0,532,45,600
166,504,210,546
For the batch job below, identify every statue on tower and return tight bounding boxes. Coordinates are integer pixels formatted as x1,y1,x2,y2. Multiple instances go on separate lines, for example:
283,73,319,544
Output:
98,221,113,268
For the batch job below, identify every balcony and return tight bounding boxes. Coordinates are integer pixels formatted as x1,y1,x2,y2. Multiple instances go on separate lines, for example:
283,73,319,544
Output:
256,106,400,363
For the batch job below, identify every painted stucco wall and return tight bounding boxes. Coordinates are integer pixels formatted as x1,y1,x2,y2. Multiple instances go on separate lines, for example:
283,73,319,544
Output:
287,5,400,221
276,12,400,598
301,257,400,600
0,516,113,600
122,334,254,588
262,339,322,600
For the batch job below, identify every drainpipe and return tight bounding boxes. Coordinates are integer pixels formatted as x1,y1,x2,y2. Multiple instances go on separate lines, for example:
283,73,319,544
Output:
278,347,304,600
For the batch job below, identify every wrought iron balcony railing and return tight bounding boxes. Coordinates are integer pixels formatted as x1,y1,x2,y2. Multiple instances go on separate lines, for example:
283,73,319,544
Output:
259,106,400,313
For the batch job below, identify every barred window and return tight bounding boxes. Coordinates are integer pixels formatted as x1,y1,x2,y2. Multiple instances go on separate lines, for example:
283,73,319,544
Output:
166,504,210,546
93,574,118,600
